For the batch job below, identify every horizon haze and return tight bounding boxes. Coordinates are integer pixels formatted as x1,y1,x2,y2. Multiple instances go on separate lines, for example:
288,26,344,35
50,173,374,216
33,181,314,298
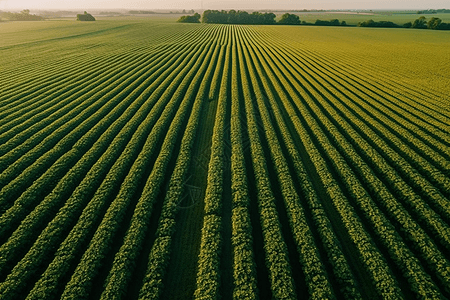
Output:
0,0,448,11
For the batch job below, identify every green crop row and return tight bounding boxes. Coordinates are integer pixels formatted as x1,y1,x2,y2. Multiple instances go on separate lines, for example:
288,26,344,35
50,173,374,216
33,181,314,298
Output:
0,46,186,226
244,29,362,299
105,38,219,300
301,48,450,180
237,26,336,299
0,39,194,268
264,39,450,296
282,43,450,225
0,50,114,104
0,40,207,299
228,28,258,300
1,21,448,299
258,34,449,298
286,49,450,252
0,48,166,186
58,41,210,300
235,29,297,299
0,46,174,137
249,38,403,300
289,41,450,137
193,31,231,299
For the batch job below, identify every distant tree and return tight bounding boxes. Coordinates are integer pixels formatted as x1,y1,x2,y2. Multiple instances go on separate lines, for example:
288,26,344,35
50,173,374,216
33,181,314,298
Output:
341,20,347,26
426,17,450,30
417,9,437,14
358,19,374,27
260,12,276,24
427,17,442,29
403,21,412,28
129,10,155,14
358,19,400,28
437,22,450,30
411,16,427,28
177,13,201,23
202,9,275,24
315,19,341,26
330,19,340,26
1,9,44,21
358,16,449,30
77,11,95,21
202,10,226,23
278,13,300,25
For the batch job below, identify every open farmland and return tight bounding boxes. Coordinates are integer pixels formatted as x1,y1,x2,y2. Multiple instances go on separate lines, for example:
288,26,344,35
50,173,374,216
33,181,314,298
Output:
0,19,450,299
272,11,450,26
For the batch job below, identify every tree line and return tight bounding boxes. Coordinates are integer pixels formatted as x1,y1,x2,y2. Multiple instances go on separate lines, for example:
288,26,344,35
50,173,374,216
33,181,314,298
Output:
0,9,44,21
201,10,277,24
0,9,98,22
177,10,450,30
177,13,201,23
417,9,450,14
178,10,347,26
358,16,450,30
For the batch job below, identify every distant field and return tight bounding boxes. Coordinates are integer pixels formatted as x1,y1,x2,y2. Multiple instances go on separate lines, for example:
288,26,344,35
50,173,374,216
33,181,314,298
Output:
0,19,449,299
275,11,450,25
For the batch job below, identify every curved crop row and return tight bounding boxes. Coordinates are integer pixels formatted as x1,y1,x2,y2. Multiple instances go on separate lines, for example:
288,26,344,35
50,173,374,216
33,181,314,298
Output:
243,33,403,300
252,32,449,297
0,29,213,299
237,26,335,299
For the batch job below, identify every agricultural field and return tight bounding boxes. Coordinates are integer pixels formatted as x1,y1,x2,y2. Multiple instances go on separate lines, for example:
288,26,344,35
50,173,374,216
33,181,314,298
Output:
0,19,449,299
274,11,450,26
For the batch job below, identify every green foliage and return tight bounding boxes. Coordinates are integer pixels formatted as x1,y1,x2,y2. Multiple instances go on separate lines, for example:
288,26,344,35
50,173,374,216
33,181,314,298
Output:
77,11,95,21
358,19,400,28
177,13,201,23
1,20,449,300
194,41,231,300
427,17,442,29
60,38,210,300
315,19,341,26
271,32,450,297
131,41,218,300
412,16,427,28
406,15,450,30
202,10,276,24
417,9,450,14
278,13,301,25
403,21,412,28
252,41,360,299
229,40,258,300
426,17,450,29
235,33,298,299
0,43,185,299
238,29,336,299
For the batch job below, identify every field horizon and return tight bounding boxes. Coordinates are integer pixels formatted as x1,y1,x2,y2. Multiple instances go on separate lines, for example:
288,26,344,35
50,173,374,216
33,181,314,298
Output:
0,18,449,299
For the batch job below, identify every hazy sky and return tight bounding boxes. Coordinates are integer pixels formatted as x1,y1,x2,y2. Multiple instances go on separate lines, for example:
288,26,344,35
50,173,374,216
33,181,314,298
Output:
0,0,448,11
